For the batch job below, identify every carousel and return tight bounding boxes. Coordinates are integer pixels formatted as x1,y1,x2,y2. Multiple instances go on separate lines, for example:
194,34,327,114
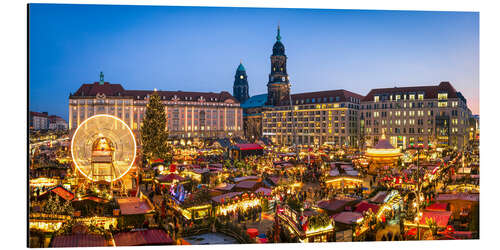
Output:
365,132,402,174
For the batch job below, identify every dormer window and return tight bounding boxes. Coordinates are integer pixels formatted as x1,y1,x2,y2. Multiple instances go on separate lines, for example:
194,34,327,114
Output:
374,96,380,102
438,93,448,100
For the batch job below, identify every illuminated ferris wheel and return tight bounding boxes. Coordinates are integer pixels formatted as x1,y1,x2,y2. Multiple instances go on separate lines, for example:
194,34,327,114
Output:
71,114,136,183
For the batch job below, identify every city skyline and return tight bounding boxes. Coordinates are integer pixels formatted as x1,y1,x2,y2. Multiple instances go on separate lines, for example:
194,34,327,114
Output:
29,4,479,120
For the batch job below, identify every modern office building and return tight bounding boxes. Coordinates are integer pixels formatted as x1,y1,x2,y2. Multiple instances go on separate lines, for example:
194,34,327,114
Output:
360,81,472,149
262,90,363,146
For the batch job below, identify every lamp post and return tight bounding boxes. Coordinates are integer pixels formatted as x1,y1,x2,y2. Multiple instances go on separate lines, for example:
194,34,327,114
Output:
408,142,426,240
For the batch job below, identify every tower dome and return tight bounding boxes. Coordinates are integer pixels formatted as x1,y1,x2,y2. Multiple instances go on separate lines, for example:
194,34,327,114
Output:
272,25,285,56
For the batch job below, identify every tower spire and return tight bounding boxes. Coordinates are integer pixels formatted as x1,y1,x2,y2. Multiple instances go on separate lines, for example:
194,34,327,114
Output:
276,24,281,41
99,71,104,84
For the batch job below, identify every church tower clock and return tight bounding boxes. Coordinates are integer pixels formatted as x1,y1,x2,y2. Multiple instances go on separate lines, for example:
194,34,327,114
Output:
267,25,291,106
233,62,250,103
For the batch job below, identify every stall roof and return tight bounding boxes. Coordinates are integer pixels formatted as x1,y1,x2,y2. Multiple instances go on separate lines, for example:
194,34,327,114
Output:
425,202,449,211
354,201,380,214
117,197,154,215
419,210,452,227
157,173,185,183
318,199,350,212
211,192,243,203
214,183,235,191
370,191,388,204
436,193,479,202
333,211,363,225
51,233,107,247
234,176,259,183
255,187,272,196
236,180,259,190
345,170,359,176
234,144,264,151
38,185,74,201
114,229,174,246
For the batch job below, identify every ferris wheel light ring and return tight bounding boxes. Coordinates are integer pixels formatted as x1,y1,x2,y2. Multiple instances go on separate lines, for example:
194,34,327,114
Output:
71,114,137,182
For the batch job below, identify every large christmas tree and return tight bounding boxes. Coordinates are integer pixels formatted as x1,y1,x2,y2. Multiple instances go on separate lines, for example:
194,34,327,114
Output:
140,91,170,163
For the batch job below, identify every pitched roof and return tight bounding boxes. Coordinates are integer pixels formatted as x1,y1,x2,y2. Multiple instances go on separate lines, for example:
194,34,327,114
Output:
362,81,458,102
241,93,268,109
354,201,380,214
211,192,243,203
72,82,125,96
279,89,364,106
234,143,264,151
71,82,238,103
113,229,174,246
333,211,363,225
116,197,154,215
51,233,107,247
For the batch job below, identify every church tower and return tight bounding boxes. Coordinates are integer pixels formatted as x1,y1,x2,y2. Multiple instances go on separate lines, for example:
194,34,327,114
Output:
266,25,291,106
233,62,250,103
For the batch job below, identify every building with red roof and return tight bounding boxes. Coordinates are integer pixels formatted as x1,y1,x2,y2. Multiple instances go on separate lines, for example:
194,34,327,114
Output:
69,72,243,139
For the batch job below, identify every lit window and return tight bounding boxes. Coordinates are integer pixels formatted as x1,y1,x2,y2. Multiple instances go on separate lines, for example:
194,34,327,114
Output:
418,94,424,100
438,93,448,100
374,96,380,102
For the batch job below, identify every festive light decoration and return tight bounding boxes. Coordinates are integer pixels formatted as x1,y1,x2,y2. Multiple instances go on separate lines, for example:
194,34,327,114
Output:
71,114,136,182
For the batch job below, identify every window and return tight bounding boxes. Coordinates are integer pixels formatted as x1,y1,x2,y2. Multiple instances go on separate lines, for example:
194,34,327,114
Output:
409,94,415,100
395,95,401,101
438,101,448,108
438,93,448,100
374,96,380,102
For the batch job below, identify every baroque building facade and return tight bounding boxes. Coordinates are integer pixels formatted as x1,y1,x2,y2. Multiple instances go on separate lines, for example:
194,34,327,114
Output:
69,73,243,139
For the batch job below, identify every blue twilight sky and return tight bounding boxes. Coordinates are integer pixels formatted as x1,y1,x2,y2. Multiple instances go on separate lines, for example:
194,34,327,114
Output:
29,4,479,120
